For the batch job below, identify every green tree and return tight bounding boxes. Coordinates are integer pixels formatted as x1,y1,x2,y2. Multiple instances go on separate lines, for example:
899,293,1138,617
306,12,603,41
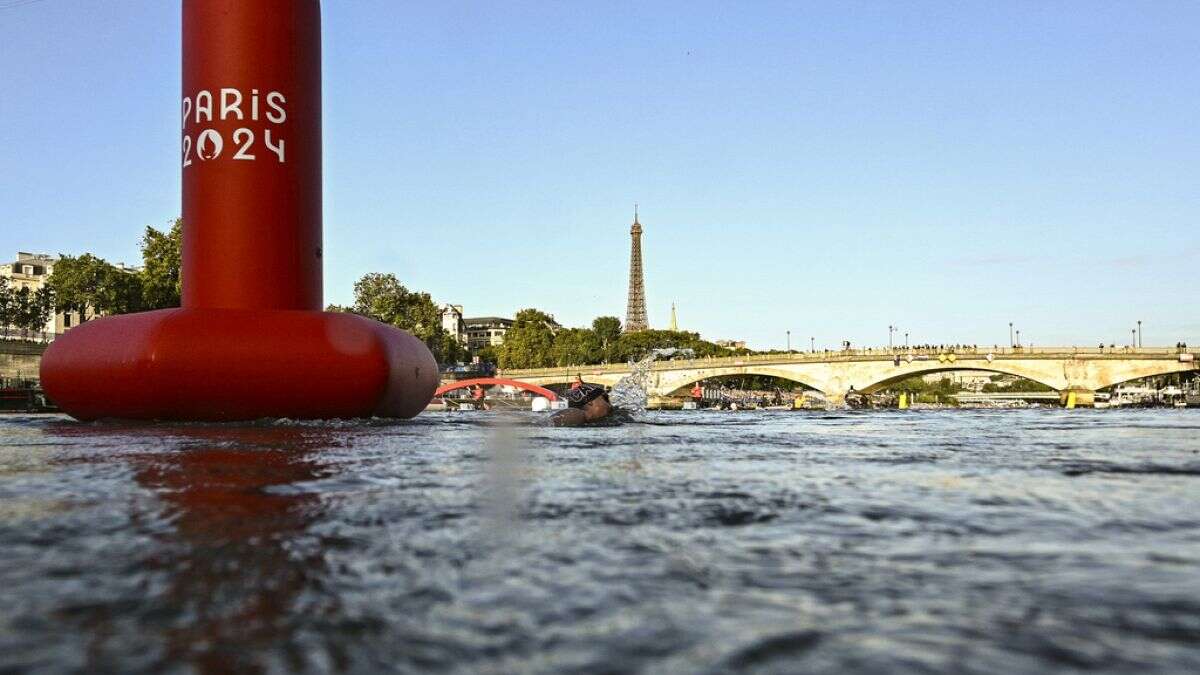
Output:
497,308,558,369
353,273,430,326
439,333,467,364
48,254,143,319
550,327,600,367
47,254,104,317
0,281,53,340
140,218,182,309
886,374,967,403
5,286,51,339
349,272,459,363
29,286,54,339
591,316,621,362
98,266,143,315
12,287,33,338
474,345,498,365
611,329,733,363
0,279,13,335
982,376,1053,393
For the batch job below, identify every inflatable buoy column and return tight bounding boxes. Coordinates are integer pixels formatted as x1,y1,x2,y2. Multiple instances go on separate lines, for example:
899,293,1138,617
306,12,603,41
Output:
40,0,437,421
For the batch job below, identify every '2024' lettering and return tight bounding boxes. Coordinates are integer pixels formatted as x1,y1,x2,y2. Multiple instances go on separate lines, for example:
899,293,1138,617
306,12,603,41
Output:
182,88,286,167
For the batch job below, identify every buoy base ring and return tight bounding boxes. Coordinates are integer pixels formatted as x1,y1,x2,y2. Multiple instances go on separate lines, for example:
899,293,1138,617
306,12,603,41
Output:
40,308,438,422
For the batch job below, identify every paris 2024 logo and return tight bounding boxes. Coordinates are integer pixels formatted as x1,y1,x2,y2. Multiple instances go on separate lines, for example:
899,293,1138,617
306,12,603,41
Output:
182,88,286,167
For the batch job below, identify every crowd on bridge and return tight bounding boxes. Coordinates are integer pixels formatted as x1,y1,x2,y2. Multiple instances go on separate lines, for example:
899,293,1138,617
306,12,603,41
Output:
853,343,982,352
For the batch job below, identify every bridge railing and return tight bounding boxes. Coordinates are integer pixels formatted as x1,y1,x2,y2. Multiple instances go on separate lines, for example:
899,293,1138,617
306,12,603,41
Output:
500,346,1196,378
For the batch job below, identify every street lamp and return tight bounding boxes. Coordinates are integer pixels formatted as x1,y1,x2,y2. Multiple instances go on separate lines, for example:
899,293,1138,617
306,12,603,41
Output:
1137,320,1142,348
904,332,909,348
1009,322,1014,348
1132,328,1137,348
1016,329,1021,347
888,325,896,350
810,336,815,352
786,330,791,352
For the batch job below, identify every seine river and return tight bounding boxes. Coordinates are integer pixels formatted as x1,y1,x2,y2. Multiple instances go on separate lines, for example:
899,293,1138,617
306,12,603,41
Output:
2,409,1199,673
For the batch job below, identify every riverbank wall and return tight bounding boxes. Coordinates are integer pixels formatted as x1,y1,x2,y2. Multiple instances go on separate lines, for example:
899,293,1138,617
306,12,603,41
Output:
0,341,45,382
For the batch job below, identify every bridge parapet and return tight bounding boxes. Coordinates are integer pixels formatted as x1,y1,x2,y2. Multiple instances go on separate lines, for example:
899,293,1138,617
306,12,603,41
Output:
501,347,1196,378
499,348,1197,408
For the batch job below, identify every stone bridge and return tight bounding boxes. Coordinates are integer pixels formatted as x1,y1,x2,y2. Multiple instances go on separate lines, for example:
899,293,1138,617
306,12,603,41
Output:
500,347,1198,407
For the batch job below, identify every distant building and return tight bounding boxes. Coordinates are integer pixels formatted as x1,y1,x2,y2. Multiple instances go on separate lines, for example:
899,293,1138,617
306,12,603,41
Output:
0,253,55,292
464,317,513,350
716,339,747,350
462,313,562,350
920,371,993,391
1,251,138,341
441,304,465,345
0,252,79,339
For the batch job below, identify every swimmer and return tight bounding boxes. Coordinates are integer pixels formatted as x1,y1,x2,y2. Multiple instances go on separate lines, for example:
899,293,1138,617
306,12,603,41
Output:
550,382,613,426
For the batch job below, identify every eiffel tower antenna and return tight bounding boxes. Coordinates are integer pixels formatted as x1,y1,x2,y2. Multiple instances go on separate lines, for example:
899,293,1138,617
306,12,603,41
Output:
624,205,648,332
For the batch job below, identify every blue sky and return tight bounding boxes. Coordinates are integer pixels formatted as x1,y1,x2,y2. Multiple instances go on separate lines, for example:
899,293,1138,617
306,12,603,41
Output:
2,1,1197,350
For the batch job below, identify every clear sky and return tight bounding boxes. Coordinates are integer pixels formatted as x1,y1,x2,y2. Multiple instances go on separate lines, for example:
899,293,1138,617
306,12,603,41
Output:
2,1,1197,350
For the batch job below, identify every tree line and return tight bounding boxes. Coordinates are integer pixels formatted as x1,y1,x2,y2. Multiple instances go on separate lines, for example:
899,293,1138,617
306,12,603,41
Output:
328,284,747,369
12,219,742,368
493,308,744,370
327,272,467,364
49,219,183,319
12,220,465,364
0,282,54,339
1,219,182,340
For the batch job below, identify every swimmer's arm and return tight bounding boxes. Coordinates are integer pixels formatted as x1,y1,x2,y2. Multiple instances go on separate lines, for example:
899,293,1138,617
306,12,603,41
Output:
550,408,588,427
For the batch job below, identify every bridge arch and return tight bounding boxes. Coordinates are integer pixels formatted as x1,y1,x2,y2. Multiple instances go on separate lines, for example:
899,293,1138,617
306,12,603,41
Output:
434,378,558,401
1090,362,1198,391
658,367,827,397
858,364,1061,394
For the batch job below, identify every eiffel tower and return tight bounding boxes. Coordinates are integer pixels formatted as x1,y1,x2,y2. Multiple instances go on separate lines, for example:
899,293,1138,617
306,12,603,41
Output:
624,205,649,332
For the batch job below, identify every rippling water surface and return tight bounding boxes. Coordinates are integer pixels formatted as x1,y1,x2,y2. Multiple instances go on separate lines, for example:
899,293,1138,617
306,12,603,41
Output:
2,409,1199,673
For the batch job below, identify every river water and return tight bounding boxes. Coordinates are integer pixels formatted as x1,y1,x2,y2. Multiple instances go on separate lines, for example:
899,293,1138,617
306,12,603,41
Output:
1,409,1198,674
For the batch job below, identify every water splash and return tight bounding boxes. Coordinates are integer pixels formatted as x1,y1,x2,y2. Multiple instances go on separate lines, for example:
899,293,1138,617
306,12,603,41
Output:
608,354,657,413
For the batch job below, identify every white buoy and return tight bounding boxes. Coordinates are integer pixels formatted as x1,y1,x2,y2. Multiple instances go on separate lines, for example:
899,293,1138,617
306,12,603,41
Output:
531,396,551,412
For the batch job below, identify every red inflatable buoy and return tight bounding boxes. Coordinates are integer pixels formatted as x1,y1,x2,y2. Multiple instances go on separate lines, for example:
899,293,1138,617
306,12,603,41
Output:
41,0,437,421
